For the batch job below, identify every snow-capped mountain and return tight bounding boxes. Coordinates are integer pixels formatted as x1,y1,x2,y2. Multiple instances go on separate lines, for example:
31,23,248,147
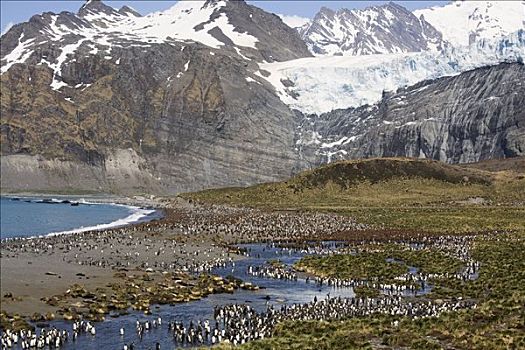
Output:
414,1,525,47
299,2,444,56
0,0,310,73
1,0,523,193
259,30,525,114
0,0,311,194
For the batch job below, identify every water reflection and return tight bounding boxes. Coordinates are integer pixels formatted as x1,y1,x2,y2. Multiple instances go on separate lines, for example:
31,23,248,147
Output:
17,243,354,349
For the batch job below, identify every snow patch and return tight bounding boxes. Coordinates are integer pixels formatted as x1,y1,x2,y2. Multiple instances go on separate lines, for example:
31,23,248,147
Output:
245,76,261,84
1,34,35,74
321,137,349,148
49,38,89,90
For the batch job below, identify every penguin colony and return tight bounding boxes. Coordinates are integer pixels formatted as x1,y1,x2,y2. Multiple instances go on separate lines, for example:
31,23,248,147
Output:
0,205,493,349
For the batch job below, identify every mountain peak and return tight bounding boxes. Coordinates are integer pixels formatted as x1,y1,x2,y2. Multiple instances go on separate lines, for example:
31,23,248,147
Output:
414,1,525,47
78,0,117,17
118,5,141,17
318,6,335,16
301,3,444,56
382,1,411,13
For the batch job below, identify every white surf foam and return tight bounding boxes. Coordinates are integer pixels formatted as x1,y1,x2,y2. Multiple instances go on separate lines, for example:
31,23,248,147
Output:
44,202,156,237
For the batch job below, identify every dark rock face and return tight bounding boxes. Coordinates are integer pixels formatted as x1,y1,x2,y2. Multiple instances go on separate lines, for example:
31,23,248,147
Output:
0,0,311,194
302,63,525,164
0,40,307,193
0,1,521,194
299,3,444,56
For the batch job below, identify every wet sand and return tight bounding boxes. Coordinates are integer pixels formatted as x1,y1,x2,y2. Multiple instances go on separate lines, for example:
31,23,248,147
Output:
1,255,115,316
1,199,226,317
0,198,364,322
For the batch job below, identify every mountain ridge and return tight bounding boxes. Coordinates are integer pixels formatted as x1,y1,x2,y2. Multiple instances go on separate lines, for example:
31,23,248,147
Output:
298,1,525,57
299,2,445,56
1,0,523,194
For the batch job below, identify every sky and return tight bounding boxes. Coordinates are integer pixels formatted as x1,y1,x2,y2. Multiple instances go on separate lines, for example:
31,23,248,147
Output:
1,0,450,36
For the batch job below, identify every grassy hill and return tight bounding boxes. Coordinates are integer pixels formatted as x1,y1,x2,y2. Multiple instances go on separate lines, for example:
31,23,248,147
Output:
461,156,525,173
182,157,525,233
183,157,523,207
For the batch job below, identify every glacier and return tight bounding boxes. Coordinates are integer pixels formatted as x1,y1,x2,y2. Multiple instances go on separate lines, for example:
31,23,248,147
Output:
259,30,525,114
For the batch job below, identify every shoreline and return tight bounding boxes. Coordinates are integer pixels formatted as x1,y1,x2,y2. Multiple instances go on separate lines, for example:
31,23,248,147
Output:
0,194,165,240
0,191,164,207
0,202,364,323
0,204,251,325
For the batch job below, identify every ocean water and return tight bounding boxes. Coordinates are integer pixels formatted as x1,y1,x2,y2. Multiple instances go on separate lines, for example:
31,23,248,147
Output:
0,196,157,239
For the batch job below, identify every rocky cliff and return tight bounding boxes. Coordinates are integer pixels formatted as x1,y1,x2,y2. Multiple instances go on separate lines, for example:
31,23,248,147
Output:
0,0,310,194
0,0,523,194
299,63,525,164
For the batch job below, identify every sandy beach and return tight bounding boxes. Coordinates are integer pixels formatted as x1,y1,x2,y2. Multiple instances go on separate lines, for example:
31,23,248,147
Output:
0,198,228,319
1,196,363,325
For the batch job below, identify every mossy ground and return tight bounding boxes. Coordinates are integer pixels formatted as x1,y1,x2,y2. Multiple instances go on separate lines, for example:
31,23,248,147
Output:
295,246,463,284
212,232,525,350
183,158,525,209
188,158,525,350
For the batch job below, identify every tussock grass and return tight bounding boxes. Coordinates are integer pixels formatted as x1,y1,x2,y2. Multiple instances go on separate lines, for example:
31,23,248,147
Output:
295,246,464,288
189,158,525,350
184,158,524,211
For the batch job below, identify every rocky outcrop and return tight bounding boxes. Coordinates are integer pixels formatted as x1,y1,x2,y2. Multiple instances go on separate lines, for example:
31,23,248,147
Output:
0,1,309,194
218,0,312,62
302,63,525,164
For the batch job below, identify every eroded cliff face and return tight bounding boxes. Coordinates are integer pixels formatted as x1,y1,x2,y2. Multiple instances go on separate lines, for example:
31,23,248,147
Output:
0,40,306,193
0,1,522,194
301,63,525,165
0,149,160,194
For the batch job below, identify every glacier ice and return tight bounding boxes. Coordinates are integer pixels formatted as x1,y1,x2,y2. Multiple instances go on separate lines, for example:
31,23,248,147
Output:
259,30,525,114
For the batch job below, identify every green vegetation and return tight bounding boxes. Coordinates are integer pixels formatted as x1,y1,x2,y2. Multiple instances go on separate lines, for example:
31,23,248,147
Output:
214,232,525,350
295,246,464,289
296,252,409,282
184,158,524,209
187,158,525,350
267,259,285,268
353,285,381,298
333,206,525,233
